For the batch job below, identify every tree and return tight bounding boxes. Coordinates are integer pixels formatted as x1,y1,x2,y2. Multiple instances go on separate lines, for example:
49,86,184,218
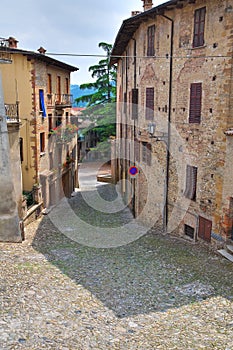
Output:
76,42,117,142
75,42,116,109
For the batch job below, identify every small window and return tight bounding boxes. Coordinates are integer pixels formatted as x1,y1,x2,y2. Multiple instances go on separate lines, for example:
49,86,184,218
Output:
39,89,46,117
40,132,45,153
132,88,138,119
124,92,127,114
142,142,152,166
134,138,140,162
189,83,202,124
47,74,52,94
146,87,154,120
56,117,62,127
184,165,197,200
193,7,206,48
48,114,53,135
147,25,155,56
19,137,23,162
65,78,69,94
184,224,195,239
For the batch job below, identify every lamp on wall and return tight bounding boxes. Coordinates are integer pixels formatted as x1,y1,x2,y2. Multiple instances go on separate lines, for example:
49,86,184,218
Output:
148,122,168,144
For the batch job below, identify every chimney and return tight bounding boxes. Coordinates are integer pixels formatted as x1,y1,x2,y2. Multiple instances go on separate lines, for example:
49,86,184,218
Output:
141,0,153,11
131,10,142,17
7,37,18,48
38,46,47,55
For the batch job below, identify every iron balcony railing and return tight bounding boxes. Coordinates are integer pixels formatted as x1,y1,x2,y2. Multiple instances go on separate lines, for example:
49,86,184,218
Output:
55,94,73,106
5,102,19,122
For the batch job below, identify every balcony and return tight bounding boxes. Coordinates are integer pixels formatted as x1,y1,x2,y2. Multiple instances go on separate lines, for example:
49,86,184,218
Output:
55,94,73,108
5,102,19,123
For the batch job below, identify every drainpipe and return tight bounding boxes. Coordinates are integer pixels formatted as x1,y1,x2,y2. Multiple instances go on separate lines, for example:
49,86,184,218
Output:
132,38,137,217
159,13,174,231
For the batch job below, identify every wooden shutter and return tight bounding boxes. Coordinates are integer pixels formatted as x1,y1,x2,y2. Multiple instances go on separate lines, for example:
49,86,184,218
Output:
189,83,202,124
132,88,138,119
193,7,206,48
184,165,197,200
134,138,140,162
147,25,155,56
146,87,154,120
198,216,212,242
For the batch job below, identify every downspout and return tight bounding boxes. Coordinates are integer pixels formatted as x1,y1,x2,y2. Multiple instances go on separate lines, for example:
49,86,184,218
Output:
132,38,137,217
160,13,174,231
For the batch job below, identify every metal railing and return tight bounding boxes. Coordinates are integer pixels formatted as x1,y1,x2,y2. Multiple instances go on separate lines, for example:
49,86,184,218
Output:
55,94,73,106
5,102,19,122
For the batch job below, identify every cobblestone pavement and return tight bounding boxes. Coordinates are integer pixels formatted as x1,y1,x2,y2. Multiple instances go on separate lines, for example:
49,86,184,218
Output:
1,175,233,349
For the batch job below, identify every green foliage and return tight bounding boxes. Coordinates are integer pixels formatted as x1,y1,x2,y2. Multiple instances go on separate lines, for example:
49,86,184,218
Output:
76,42,117,142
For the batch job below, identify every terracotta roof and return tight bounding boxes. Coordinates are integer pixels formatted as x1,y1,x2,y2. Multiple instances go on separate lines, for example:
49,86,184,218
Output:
110,0,188,65
0,46,79,71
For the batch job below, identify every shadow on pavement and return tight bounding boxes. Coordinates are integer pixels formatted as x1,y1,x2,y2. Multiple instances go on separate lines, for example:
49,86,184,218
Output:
32,184,233,318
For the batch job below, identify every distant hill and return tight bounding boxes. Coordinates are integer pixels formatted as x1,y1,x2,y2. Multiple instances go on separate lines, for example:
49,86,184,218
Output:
71,85,96,107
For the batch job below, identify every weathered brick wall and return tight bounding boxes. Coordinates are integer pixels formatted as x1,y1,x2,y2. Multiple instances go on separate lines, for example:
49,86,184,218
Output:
116,0,233,243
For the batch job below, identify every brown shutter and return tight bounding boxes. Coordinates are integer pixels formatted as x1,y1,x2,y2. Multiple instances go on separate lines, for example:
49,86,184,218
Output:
132,88,138,119
147,25,155,56
184,165,197,200
146,87,154,120
193,7,206,47
124,92,127,114
189,83,202,124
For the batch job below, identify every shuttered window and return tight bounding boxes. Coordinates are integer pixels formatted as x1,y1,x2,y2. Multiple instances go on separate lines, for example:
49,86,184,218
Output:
189,83,202,124
39,89,46,117
193,7,206,48
134,138,140,162
132,88,138,119
184,165,197,200
146,87,154,120
184,224,195,239
142,142,152,166
198,216,212,242
147,25,155,56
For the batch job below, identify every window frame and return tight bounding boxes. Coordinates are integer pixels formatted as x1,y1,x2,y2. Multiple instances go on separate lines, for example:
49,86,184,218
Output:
146,87,154,120
193,7,206,48
189,82,202,124
147,25,155,56
184,165,197,200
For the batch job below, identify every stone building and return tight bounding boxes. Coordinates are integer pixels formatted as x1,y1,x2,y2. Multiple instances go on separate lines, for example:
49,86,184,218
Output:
0,37,79,211
110,0,233,246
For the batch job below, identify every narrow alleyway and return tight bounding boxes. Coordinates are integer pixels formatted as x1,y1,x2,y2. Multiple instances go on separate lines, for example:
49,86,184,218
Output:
0,161,233,349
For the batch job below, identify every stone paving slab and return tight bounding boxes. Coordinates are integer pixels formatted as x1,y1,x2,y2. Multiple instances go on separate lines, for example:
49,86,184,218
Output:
0,184,233,349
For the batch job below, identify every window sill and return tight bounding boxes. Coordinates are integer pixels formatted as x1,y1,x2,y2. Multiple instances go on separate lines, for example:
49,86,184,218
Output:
191,45,207,50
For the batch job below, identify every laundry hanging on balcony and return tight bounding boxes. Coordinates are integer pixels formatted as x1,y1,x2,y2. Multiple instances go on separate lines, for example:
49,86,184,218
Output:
39,89,46,117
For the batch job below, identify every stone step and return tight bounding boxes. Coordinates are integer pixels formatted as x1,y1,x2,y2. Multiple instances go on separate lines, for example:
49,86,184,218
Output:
217,249,233,263
226,245,233,254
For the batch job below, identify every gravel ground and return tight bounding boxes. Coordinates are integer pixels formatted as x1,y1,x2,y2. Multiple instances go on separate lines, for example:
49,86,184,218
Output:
0,182,233,350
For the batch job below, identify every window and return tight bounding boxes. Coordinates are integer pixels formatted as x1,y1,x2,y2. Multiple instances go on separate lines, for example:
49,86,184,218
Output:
142,142,152,166
57,76,61,103
47,74,52,94
55,117,62,127
40,132,45,153
189,83,202,124
19,137,23,162
39,89,46,117
132,88,138,119
65,78,69,94
48,114,53,135
146,87,154,120
124,92,127,114
134,138,140,162
184,224,195,239
184,165,197,200
198,216,212,242
147,25,155,56
193,7,206,48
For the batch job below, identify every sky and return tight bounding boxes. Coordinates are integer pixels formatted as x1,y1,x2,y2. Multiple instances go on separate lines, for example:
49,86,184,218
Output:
1,0,164,84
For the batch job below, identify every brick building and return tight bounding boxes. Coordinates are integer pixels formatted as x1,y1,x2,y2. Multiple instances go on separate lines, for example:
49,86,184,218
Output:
110,0,233,246
0,37,79,211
